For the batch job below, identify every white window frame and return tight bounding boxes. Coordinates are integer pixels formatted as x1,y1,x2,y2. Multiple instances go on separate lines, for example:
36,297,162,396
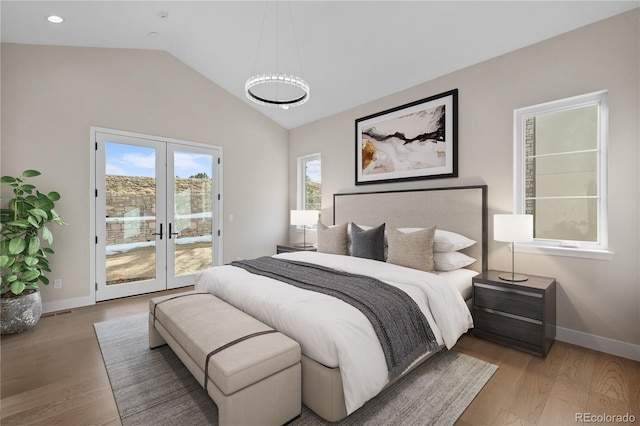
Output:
513,90,612,260
297,153,321,210
296,153,321,228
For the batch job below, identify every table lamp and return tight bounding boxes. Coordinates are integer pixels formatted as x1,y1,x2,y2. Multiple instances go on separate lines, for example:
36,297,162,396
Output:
494,214,533,281
290,210,319,248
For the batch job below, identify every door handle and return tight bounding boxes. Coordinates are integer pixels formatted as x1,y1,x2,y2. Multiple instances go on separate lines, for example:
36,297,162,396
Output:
169,223,179,239
152,223,163,239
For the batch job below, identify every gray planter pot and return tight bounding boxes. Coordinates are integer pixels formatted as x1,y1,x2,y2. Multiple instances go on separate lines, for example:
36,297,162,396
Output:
1,290,42,335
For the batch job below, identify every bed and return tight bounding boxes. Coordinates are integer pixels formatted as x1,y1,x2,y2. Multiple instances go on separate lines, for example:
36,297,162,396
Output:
195,185,487,421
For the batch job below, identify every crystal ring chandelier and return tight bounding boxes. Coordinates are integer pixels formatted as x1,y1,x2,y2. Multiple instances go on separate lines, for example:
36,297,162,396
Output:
246,1,309,110
245,73,309,109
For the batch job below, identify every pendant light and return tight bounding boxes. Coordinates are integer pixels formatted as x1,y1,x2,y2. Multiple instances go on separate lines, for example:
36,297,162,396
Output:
245,1,309,109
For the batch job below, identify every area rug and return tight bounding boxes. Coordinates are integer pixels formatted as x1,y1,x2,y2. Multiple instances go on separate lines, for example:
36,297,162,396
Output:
95,313,497,426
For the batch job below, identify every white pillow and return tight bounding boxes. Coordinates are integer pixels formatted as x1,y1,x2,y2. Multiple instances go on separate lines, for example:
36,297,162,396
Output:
394,228,475,252
433,230,476,253
434,251,476,271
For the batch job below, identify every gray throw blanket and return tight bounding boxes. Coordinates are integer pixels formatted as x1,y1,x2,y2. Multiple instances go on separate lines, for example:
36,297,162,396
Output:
230,256,440,380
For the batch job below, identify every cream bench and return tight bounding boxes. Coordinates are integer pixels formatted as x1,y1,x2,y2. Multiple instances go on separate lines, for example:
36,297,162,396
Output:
149,291,301,426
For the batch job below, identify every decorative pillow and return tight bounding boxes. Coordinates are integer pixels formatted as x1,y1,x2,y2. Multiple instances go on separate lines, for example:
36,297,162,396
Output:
433,230,476,253
346,223,375,255
351,223,385,261
386,225,436,272
434,251,476,271
317,222,348,255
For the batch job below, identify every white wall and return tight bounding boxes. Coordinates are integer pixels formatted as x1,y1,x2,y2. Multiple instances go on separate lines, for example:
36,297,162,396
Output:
1,44,289,309
289,10,640,354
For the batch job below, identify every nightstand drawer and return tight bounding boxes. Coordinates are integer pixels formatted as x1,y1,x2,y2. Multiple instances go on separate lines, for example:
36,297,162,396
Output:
474,283,543,321
474,308,543,346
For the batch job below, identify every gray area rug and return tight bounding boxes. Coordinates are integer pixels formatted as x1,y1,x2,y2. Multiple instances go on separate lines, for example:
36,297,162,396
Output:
95,313,497,426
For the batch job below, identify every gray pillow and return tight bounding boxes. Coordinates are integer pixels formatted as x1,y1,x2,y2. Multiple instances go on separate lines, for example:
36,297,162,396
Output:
351,223,385,261
387,225,436,272
317,222,348,255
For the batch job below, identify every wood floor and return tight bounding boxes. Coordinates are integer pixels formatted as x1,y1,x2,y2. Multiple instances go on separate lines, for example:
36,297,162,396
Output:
1,289,638,425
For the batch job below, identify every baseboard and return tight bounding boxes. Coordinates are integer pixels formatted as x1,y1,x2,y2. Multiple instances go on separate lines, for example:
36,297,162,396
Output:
556,326,640,362
42,295,95,314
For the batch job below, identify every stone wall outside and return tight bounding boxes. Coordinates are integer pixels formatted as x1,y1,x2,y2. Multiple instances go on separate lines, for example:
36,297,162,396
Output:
525,117,535,216
105,175,212,245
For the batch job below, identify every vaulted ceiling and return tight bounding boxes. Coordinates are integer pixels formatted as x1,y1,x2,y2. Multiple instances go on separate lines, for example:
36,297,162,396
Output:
2,1,637,129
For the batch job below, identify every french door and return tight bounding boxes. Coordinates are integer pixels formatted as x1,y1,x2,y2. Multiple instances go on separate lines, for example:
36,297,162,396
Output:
94,129,221,301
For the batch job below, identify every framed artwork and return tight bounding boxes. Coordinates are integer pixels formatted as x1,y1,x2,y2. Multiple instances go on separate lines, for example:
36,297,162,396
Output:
355,89,458,185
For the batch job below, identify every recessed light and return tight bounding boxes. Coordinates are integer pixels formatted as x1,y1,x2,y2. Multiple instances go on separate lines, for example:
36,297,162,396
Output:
47,15,64,24
148,32,160,38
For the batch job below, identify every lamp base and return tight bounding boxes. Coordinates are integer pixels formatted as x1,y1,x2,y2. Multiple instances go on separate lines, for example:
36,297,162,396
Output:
293,243,315,249
498,272,529,282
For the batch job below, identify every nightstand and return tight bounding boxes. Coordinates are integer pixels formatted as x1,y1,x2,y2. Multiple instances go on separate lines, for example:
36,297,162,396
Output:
472,270,556,357
276,244,317,254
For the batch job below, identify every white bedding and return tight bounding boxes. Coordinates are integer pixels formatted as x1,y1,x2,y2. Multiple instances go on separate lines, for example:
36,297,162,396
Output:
195,251,473,414
437,268,479,300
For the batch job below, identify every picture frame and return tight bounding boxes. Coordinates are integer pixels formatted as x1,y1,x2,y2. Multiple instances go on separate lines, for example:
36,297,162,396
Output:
355,89,458,185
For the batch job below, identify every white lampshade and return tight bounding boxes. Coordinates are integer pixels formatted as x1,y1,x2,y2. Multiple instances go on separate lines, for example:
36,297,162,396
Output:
494,214,533,243
290,210,319,226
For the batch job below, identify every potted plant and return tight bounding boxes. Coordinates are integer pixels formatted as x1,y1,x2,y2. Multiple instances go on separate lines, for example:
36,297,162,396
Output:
0,170,66,334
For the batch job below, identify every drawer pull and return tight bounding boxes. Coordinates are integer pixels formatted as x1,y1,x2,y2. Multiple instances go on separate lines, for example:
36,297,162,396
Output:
475,282,542,298
476,307,543,325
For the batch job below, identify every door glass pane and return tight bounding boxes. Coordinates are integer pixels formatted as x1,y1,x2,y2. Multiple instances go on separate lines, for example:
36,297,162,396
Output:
105,142,157,285
173,151,213,276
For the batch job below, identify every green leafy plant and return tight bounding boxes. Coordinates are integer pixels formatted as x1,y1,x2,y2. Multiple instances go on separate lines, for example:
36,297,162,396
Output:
0,170,66,297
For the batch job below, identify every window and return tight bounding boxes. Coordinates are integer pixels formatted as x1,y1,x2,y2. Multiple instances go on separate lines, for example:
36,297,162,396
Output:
514,91,610,258
297,153,321,213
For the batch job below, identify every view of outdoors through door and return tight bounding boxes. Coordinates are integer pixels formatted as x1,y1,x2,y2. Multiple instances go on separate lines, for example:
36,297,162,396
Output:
95,129,220,301
105,142,159,285
167,147,215,288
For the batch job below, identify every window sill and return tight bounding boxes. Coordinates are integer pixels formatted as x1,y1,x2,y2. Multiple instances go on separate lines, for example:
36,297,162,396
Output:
514,244,613,261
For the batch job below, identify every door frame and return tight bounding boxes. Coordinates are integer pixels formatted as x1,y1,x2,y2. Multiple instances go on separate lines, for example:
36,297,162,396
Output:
89,127,223,302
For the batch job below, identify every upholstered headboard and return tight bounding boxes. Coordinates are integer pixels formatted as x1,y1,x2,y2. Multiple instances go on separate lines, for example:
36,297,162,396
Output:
333,185,487,273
